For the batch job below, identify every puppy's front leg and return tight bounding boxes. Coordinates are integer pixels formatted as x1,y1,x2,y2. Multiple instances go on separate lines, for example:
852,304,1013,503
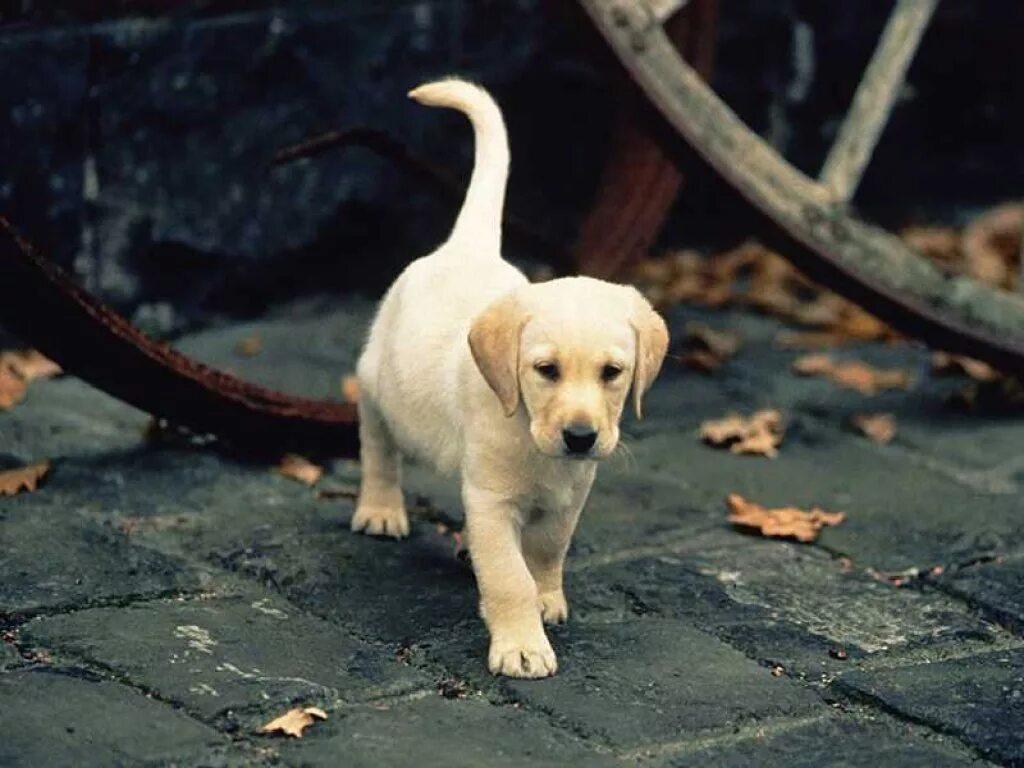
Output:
521,503,583,625
464,487,556,678
352,394,409,538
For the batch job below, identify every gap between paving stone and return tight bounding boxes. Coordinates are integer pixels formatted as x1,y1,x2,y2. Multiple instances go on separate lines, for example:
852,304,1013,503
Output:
18,590,439,721
0,667,231,768
795,406,1024,497
832,649,1024,767
613,711,830,762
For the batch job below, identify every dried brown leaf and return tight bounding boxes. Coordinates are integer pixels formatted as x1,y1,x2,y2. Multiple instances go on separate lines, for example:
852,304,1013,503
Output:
851,413,896,444
962,202,1022,290
0,365,26,410
341,374,360,404
0,350,60,410
681,323,742,373
726,493,845,543
791,353,834,376
3,350,61,382
834,306,893,342
685,322,742,359
634,240,899,346
900,225,962,271
792,355,912,395
930,352,1000,382
700,410,784,458
258,706,328,738
0,461,50,496
276,454,323,486
681,349,723,373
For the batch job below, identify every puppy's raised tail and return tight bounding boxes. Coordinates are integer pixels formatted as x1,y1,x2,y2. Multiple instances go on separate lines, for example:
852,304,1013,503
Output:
409,78,509,257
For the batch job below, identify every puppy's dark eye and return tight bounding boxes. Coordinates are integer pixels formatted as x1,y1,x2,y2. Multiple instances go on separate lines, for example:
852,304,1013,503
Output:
534,362,560,381
601,364,623,382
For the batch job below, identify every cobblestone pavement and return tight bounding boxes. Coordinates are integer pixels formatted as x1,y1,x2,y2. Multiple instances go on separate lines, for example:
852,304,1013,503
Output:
2,296,1023,767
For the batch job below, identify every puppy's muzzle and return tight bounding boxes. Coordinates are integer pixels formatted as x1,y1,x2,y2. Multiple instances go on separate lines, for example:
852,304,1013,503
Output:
562,423,598,457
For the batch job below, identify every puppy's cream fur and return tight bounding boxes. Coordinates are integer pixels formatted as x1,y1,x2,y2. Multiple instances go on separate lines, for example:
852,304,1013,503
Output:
353,78,668,678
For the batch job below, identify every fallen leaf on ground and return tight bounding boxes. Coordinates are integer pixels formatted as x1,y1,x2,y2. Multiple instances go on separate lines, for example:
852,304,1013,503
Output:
962,202,1022,290
2,350,61,381
632,241,897,346
900,225,962,272
276,454,323,486
685,322,741,359
341,375,360,403
792,354,912,395
0,365,26,409
236,335,263,357
700,409,784,458
930,352,1000,382
258,707,328,738
850,413,896,444
681,322,742,372
726,493,845,543
0,461,50,496
0,350,61,410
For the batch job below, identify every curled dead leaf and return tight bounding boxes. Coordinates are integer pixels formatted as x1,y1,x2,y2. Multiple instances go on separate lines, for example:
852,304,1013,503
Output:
726,493,845,543
900,225,962,272
0,461,50,496
685,322,741,359
681,322,741,373
850,413,896,444
680,349,721,373
0,350,61,410
276,454,323,486
341,374,360,404
930,352,1000,383
258,706,328,739
3,350,61,381
0,365,26,409
634,241,896,346
700,410,784,458
962,202,1022,290
792,354,912,395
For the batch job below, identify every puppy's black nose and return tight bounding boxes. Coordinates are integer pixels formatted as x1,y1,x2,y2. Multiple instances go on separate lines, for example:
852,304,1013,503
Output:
563,424,598,455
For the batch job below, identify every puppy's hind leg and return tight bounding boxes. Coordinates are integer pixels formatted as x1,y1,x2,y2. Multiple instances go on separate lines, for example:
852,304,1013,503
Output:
352,394,409,539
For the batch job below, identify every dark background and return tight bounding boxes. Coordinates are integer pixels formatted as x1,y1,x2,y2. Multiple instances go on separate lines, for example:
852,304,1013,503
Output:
0,0,1020,335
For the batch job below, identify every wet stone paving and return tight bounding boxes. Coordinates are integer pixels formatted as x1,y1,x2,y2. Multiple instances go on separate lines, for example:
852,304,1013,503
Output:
2,295,1023,767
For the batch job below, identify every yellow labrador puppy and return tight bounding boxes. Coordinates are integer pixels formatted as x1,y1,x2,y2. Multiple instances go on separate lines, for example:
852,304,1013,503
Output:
353,78,668,678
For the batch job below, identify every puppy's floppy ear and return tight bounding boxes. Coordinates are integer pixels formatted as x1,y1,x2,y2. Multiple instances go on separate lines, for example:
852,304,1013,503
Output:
629,291,669,420
468,294,529,417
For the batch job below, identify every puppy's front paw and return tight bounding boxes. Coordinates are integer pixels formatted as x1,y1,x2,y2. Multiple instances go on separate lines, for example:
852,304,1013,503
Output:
538,590,568,625
488,629,557,678
351,503,409,539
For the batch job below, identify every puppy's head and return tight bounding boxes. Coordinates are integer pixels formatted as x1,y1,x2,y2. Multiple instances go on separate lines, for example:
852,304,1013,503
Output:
469,277,668,460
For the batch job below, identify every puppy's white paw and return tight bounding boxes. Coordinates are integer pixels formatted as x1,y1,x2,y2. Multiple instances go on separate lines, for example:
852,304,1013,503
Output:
538,590,568,625
488,630,557,678
351,503,409,539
